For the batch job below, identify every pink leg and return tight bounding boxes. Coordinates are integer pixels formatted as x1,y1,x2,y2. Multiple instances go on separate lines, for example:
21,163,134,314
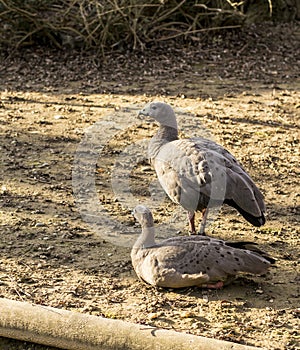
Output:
187,211,196,235
198,208,209,236
204,281,224,289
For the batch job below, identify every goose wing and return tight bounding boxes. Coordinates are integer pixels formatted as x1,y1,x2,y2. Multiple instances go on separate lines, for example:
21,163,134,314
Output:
161,236,272,277
153,137,265,222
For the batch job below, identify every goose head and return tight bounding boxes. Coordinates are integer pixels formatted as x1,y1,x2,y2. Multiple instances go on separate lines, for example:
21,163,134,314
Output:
132,205,154,228
138,101,178,129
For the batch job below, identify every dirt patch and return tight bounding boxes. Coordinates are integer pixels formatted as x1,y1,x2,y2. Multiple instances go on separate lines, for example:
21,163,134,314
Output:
0,23,299,349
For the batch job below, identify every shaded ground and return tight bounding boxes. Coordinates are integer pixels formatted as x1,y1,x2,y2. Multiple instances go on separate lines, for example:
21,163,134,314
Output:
0,22,299,349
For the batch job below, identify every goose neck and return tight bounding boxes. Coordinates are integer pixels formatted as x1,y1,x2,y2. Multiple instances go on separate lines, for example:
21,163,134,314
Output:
157,125,178,142
133,226,155,249
148,125,178,160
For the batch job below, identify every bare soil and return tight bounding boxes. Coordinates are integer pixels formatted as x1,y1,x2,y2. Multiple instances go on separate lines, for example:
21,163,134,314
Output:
0,23,299,350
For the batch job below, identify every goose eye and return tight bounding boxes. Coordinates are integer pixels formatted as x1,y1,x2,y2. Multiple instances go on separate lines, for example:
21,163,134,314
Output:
151,106,157,110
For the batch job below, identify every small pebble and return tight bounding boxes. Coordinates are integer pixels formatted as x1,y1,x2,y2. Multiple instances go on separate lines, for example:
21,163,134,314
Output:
0,185,7,194
35,222,46,227
141,166,152,172
202,294,209,302
255,289,264,294
37,162,49,168
191,322,199,329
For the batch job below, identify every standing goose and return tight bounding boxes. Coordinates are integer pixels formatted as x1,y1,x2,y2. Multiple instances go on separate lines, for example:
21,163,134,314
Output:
131,205,274,289
138,101,266,235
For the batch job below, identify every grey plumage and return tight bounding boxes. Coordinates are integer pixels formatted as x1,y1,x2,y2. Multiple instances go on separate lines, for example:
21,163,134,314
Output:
138,101,266,234
131,205,274,288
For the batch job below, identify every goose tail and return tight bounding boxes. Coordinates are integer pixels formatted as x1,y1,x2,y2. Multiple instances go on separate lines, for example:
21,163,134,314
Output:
224,199,265,227
225,240,276,264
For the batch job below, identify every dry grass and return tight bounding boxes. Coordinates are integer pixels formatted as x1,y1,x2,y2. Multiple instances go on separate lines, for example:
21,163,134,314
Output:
0,0,281,52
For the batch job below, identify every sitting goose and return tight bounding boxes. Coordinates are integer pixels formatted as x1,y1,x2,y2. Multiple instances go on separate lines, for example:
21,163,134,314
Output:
138,101,266,234
131,205,274,289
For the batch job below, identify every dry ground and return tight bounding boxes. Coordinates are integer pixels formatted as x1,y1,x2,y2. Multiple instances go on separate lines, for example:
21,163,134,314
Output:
0,23,299,349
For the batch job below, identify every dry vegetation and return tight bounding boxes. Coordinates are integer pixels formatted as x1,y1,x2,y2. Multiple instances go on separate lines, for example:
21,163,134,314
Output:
0,0,298,52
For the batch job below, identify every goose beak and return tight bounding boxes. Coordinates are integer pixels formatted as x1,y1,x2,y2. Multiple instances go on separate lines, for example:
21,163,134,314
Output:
137,109,147,118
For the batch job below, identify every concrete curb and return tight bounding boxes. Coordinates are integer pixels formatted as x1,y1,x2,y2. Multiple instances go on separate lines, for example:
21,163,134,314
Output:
0,297,262,350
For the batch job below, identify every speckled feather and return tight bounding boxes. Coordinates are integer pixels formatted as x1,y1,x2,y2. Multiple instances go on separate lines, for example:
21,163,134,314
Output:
131,205,273,288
